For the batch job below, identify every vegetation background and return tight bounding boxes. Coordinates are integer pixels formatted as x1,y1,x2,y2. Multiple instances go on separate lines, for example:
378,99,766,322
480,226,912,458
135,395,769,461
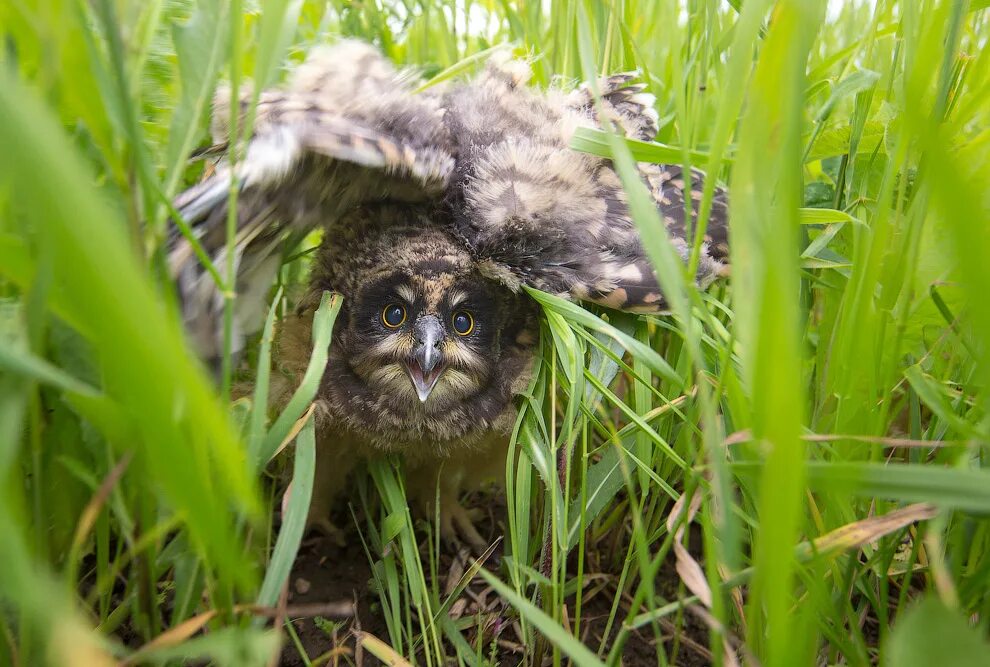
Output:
2,0,990,665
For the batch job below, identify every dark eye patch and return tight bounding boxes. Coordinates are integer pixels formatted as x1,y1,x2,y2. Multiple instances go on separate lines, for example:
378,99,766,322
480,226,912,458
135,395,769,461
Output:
444,281,498,344
355,273,420,333
362,273,415,303
446,280,495,310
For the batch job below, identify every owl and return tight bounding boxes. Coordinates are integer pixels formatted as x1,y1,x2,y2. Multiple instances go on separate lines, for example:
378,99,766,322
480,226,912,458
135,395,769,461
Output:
169,41,729,549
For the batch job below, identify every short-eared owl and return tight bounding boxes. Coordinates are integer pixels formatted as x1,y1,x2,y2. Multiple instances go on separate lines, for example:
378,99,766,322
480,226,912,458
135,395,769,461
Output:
169,41,729,548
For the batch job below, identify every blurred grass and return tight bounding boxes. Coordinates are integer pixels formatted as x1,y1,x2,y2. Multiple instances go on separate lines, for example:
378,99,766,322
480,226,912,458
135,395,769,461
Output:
2,0,990,665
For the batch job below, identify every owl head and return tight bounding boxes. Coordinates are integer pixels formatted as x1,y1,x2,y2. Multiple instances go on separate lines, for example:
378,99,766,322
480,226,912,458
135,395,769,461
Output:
300,205,536,448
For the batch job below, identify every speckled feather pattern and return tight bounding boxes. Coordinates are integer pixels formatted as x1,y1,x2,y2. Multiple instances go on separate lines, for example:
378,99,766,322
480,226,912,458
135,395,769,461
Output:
168,40,731,537
271,205,537,456
169,40,729,363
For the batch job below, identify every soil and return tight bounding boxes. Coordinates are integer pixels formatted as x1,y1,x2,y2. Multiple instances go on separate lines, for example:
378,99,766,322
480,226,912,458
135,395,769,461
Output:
77,491,715,665
279,536,383,666
277,496,714,667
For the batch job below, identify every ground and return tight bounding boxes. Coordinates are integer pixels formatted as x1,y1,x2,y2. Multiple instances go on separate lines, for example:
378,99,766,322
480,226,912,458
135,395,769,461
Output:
278,492,712,666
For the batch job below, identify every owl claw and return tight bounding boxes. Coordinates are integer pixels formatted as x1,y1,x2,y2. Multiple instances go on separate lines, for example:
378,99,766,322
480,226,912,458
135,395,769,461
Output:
284,480,347,547
439,502,489,555
306,516,347,547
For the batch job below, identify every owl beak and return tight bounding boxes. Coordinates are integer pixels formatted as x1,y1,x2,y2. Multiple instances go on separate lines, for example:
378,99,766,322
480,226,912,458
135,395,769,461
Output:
406,315,446,402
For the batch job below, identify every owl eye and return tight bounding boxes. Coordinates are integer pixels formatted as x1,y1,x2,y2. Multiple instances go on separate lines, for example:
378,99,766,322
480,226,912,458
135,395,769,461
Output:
451,311,474,336
381,304,407,328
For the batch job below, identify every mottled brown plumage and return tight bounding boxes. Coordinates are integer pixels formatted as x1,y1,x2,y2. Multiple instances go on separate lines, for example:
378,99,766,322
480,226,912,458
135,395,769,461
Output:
168,40,730,548
271,207,536,546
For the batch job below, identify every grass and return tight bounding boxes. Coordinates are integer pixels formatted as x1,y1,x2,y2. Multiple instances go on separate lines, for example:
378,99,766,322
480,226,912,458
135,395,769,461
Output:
1,0,990,665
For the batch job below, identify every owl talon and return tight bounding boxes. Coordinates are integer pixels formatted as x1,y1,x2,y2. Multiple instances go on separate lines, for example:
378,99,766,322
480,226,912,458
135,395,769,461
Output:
306,516,347,547
439,502,489,555
463,507,486,522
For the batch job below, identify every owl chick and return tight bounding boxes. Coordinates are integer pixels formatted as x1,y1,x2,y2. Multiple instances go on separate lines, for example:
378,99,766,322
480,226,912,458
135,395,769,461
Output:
273,209,537,547
168,41,730,549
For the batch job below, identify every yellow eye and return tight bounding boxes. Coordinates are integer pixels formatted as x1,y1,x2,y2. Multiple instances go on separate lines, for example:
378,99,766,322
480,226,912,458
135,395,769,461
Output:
451,311,474,336
382,304,406,328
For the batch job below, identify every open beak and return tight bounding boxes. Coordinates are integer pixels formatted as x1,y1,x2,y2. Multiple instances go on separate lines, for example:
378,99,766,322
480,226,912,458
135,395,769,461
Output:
404,315,446,402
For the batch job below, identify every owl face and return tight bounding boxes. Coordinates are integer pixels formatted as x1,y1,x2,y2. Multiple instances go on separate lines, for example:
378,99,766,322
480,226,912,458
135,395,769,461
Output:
346,266,499,407
307,207,537,449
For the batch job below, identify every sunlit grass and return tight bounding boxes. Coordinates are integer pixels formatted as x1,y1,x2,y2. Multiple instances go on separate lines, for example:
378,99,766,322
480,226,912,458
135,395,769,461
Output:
2,0,990,665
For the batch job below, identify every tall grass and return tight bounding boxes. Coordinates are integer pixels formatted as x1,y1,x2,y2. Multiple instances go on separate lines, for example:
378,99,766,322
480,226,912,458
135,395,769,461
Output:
2,0,989,665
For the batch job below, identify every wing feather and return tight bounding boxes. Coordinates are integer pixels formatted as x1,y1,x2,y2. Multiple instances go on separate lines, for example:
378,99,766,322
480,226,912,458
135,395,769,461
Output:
170,42,731,366
169,40,453,362
450,60,729,314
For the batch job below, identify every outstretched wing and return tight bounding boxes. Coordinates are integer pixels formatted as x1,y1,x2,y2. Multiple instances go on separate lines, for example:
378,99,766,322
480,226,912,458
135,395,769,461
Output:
170,40,454,363
449,61,729,313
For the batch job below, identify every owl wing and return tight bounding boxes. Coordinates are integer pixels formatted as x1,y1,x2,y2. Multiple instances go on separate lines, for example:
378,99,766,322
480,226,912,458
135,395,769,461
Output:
169,41,454,362
450,62,729,314
564,72,661,141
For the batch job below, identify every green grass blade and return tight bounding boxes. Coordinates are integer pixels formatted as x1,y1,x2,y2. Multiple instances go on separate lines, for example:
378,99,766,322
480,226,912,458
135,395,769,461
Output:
0,63,260,591
733,462,990,514
258,291,341,463
726,1,821,664
161,0,230,209
247,287,283,468
256,415,315,609
478,569,605,667
884,596,990,667
525,288,683,388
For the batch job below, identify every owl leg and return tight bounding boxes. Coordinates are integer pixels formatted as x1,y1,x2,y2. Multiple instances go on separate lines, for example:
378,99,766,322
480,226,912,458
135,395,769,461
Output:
405,462,490,554
303,439,357,545
438,501,488,554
